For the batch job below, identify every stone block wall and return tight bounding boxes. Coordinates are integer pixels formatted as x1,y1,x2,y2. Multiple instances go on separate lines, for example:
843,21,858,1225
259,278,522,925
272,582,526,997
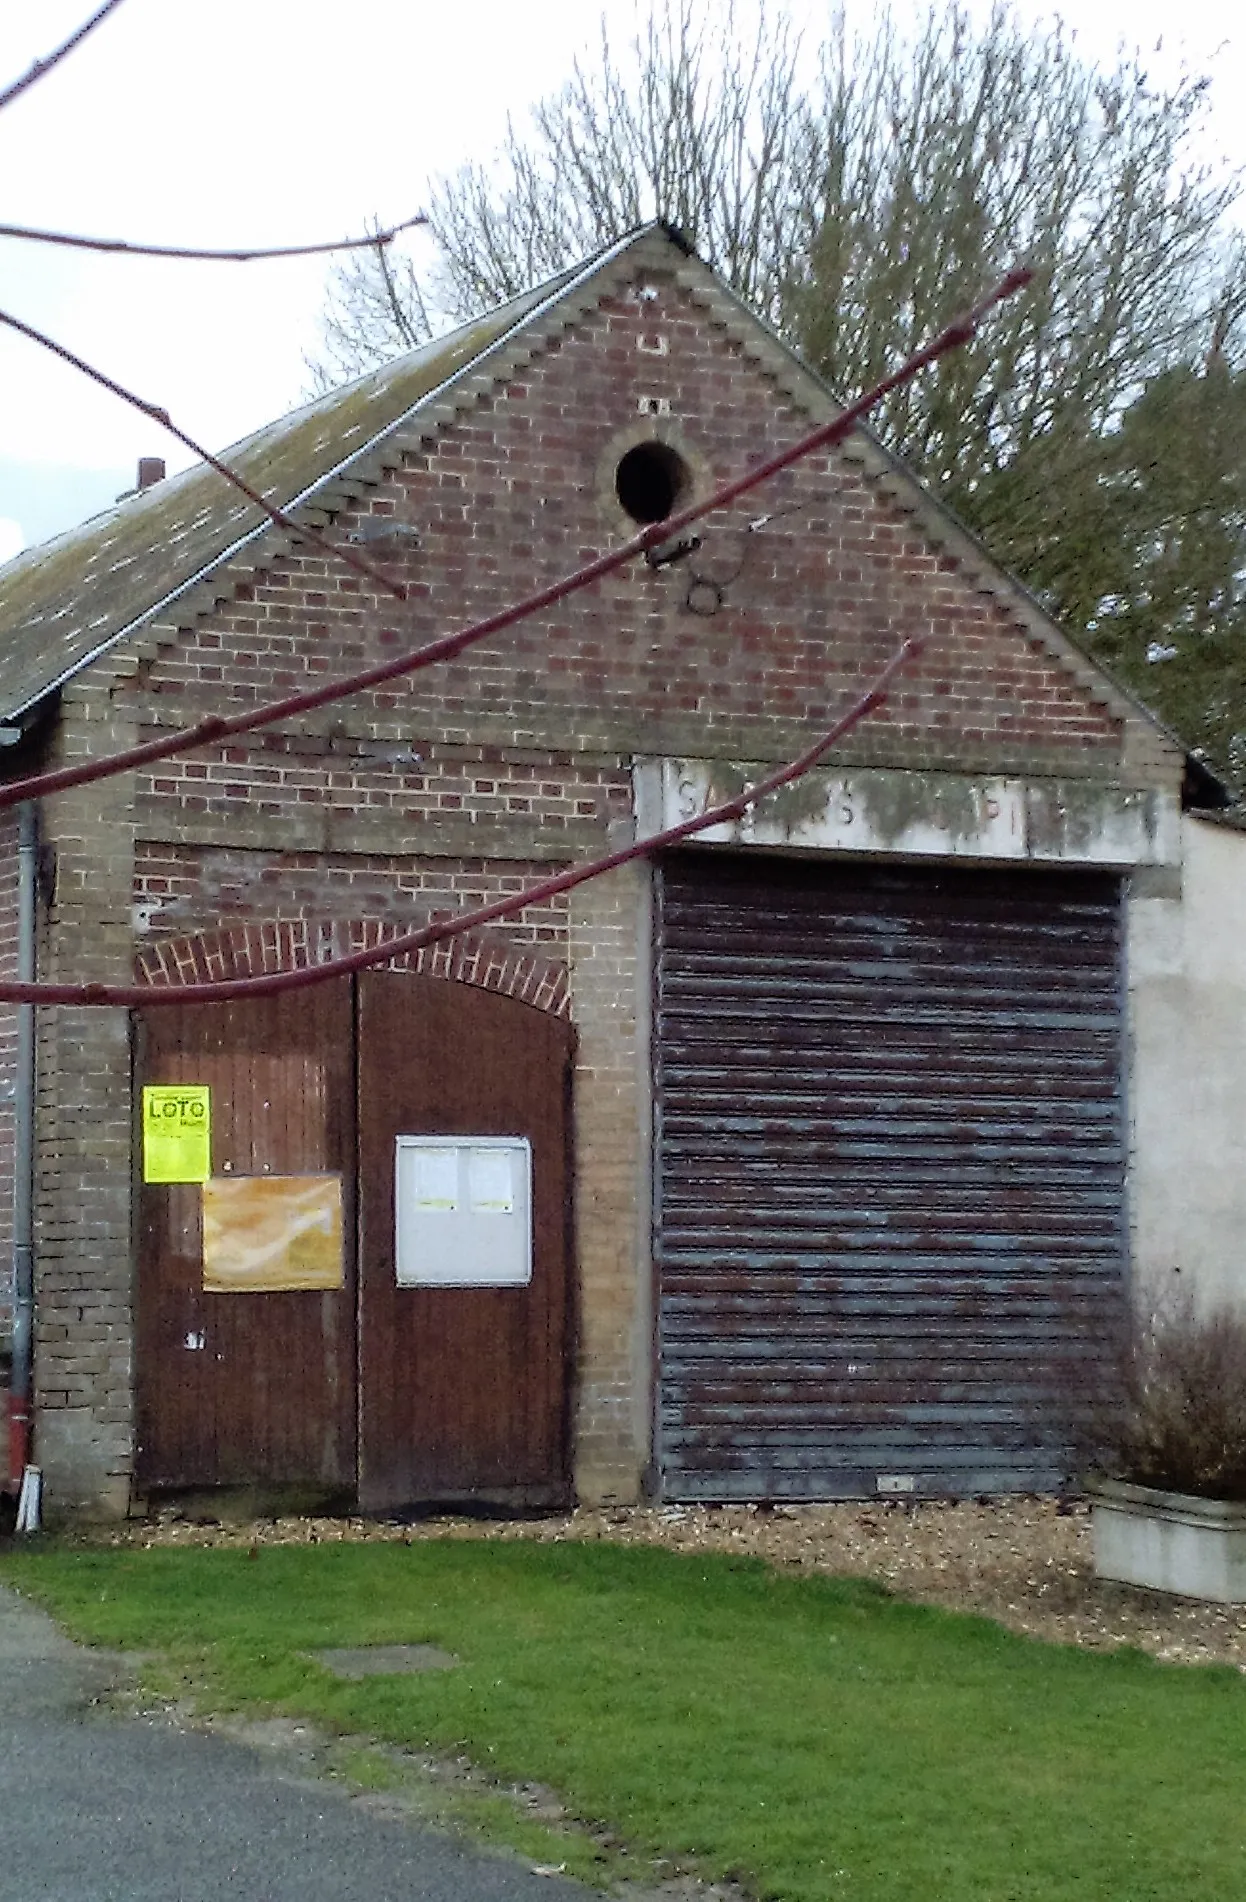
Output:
568,859,651,1503
33,684,137,1516
0,802,19,1364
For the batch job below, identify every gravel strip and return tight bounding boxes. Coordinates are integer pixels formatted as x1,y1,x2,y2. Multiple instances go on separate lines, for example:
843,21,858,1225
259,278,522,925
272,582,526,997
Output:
85,1496,1246,1671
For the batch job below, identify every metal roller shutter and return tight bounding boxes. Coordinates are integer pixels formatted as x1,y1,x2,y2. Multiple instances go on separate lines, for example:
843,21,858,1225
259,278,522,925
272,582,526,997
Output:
654,852,1125,1500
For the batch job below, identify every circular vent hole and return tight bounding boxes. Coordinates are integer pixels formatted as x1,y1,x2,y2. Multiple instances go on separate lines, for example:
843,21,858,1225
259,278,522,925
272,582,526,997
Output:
615,442,690,525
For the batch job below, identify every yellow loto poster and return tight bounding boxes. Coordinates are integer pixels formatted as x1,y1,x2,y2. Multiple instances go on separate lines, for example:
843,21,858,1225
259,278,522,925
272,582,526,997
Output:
142,1086,212,1184
202,1175,344,1293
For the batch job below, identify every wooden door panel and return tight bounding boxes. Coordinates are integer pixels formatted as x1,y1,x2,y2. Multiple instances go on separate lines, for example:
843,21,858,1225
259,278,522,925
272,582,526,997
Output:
356,973,574,1509
135,980,356,1491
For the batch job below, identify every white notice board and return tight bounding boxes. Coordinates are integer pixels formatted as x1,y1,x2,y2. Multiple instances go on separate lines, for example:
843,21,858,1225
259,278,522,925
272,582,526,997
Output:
394,1136,532,1287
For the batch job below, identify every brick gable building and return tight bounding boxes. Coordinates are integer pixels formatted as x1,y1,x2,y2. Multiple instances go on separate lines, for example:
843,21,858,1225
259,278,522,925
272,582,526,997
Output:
1,224,1243,1517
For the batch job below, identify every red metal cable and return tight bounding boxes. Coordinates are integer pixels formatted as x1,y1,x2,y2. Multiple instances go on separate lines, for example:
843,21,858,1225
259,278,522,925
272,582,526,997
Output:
0,637,921,1007
0,213,428,262
0,0,126,114
0,308,412,605
0,265,1031,820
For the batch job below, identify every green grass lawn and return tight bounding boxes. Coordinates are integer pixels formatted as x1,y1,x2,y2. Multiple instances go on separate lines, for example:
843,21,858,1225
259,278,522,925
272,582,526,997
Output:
4,1536,1245,1901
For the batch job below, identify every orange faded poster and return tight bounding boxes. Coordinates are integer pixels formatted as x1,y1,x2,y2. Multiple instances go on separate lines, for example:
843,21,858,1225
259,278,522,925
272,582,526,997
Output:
202,1175,343,1293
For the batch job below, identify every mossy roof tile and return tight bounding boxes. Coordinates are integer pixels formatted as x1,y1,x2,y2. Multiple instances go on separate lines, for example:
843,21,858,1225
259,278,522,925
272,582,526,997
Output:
0,268,580,721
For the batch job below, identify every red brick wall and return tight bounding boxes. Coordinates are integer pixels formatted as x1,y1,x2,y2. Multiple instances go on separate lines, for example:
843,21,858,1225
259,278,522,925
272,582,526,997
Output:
133,841,572,935
137,745,630,838
132,846,572,1013
118,265,1125,803
135,917,570,1016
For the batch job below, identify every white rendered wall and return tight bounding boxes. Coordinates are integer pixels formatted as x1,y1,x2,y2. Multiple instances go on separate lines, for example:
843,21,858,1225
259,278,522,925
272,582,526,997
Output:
1129,816,1246,1311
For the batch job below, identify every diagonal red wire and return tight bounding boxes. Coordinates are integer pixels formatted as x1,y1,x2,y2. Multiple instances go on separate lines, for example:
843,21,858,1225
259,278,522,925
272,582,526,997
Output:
0,0,127,114
0,637,922,1007
0,265,1032,821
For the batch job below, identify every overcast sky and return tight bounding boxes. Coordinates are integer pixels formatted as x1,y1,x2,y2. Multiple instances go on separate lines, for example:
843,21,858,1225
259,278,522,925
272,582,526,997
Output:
1,0,1243,562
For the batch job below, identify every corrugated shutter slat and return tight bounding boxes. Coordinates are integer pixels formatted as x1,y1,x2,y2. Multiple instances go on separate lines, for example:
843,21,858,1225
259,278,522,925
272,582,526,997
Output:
655,854,1125,1500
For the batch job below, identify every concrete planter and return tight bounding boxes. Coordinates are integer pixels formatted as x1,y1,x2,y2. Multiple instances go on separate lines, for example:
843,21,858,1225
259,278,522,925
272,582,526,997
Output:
1089,1478,1246,1602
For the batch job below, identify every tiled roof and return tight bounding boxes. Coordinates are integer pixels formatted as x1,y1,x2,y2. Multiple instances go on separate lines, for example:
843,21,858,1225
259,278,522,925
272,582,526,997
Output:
0,263,586,721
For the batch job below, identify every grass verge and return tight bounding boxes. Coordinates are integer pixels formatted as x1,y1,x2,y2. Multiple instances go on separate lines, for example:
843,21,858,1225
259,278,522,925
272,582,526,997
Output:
4,1536,1246,1900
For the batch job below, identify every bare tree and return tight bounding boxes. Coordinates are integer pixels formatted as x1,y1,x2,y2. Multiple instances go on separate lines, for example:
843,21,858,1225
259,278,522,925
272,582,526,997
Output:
311,1,1241,402
313,219,434,390
787,7,1241,483
309,0,810,386
308,0,1246,781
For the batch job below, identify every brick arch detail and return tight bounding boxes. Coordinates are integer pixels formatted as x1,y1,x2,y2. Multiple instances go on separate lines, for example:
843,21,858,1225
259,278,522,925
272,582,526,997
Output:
135,919,571,1017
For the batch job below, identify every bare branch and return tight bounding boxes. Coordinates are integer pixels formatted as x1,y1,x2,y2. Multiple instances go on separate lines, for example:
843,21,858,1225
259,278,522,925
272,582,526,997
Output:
0,304,410,604
0,212,428,263
0,637,922,1008
373,232,423,349
0,0,126,115
307,224,435,390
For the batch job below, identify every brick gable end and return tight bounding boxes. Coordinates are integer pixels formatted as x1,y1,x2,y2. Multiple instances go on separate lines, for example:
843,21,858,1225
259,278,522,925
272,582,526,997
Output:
120,266,1125,815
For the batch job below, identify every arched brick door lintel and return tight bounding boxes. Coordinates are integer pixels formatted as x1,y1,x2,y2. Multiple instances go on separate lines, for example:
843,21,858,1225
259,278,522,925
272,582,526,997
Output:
134,920,572,1018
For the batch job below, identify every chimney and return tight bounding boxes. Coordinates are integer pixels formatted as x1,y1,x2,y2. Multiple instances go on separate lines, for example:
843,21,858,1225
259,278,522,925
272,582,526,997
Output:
137,457,166,491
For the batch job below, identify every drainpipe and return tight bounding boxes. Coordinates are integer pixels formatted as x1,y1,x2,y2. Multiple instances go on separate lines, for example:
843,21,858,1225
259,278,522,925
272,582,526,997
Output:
9,802,36,1490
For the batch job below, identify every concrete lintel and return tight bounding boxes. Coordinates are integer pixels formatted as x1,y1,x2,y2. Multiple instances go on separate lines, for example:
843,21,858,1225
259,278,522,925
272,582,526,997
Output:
633,759,1181,869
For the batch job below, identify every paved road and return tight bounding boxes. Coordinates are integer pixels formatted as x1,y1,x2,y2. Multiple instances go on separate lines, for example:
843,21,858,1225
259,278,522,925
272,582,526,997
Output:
0,1583,591,1902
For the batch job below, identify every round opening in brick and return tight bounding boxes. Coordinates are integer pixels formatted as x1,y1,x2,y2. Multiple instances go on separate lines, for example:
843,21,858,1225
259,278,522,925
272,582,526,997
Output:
614,441,690,524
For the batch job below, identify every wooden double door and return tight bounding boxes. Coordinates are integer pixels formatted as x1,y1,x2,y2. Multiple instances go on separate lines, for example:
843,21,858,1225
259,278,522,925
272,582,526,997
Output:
136,973,574,1510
